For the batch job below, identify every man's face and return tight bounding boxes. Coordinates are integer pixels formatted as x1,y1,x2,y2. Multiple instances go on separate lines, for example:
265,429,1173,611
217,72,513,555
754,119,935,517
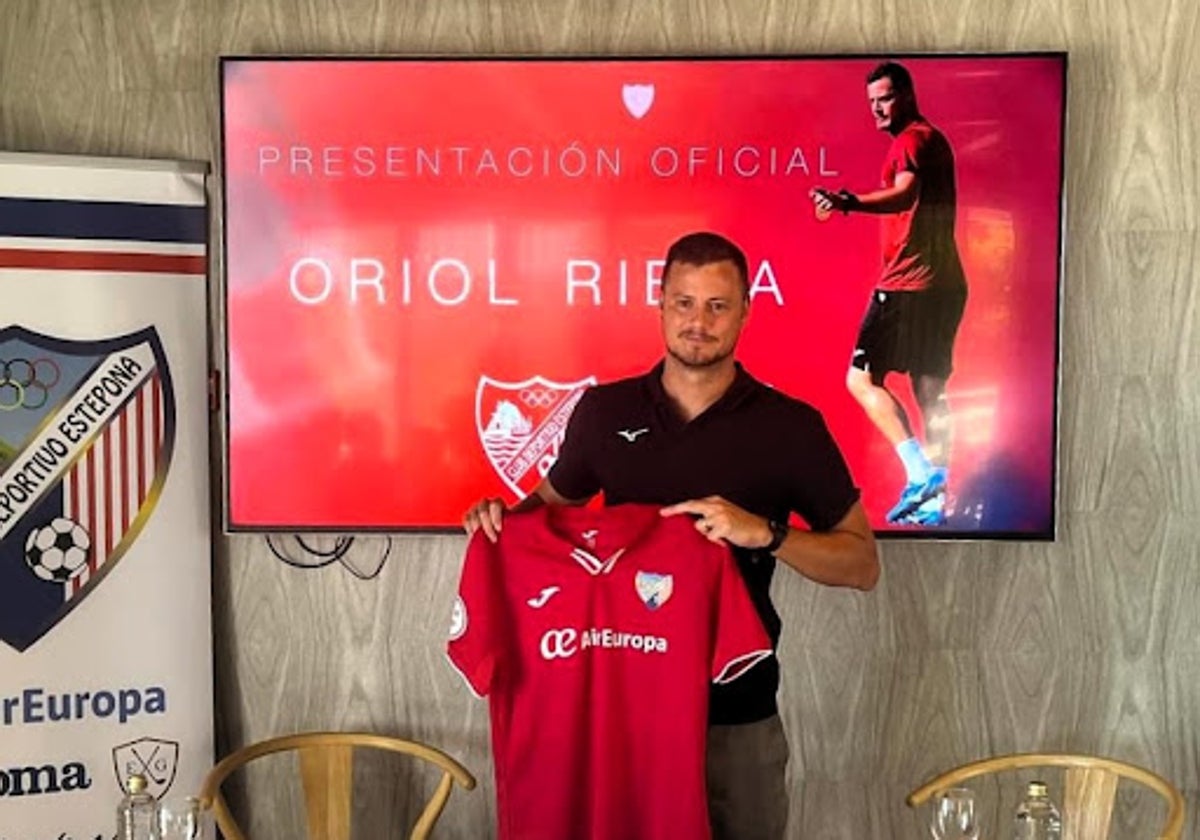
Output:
660,260,749,369
867,77,912,133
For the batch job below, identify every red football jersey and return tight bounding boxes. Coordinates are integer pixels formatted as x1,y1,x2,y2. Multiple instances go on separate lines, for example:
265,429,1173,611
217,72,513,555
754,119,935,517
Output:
447,503,772,840
877,117,966,293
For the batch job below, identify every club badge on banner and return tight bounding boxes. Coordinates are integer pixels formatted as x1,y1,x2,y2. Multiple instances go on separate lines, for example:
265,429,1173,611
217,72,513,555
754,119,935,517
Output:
0,152,211,840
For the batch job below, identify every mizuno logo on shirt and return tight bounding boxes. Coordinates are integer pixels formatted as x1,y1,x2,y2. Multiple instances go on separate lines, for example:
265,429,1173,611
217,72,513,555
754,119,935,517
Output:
616,427,649,442
526,586,561,608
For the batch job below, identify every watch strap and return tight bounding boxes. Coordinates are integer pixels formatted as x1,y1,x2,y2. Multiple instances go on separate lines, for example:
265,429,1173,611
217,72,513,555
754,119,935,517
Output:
764,519,789,554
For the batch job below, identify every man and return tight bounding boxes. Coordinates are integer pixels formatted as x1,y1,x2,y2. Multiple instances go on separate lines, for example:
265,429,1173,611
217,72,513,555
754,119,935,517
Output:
463,231,879,840
810,61,968,525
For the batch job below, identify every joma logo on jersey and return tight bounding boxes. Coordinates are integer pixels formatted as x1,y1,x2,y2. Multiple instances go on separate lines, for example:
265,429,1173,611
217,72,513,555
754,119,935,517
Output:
526,586,560,608
539,627,668,660
475,375,595,499
0,326,175,652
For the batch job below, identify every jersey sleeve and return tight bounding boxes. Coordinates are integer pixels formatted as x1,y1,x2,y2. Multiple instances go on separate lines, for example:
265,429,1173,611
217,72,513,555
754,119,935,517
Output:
710,547,773,685
446,531,511,697
547,387,600,501
892,129,925,175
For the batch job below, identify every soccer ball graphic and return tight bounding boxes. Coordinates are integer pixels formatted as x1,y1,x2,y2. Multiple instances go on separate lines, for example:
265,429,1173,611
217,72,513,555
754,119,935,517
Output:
24,517,91,583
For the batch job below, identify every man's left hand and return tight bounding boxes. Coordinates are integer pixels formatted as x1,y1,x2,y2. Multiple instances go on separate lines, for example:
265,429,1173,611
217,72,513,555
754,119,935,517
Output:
660,496,772,548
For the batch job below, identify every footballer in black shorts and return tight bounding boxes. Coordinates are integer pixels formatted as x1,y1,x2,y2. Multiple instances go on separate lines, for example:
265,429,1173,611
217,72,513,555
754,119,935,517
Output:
852,287,967,381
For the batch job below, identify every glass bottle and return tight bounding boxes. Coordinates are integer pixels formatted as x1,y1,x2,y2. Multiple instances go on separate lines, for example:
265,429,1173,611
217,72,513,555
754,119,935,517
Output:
1013,780,1062,839
116,773,161,840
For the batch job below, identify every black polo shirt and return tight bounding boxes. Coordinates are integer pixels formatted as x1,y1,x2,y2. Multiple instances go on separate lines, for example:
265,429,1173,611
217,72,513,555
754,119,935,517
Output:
548,360,860,725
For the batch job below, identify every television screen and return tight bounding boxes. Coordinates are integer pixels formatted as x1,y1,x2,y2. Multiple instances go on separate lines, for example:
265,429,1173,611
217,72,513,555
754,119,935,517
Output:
220,53,1066,537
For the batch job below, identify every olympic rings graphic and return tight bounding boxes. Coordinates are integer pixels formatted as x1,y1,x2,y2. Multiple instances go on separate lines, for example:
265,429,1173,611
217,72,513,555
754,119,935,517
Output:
34,358,60,388
21,381,49,410
519,388,556,408
0,357,62,411
0,380,22,411
5,358,34,387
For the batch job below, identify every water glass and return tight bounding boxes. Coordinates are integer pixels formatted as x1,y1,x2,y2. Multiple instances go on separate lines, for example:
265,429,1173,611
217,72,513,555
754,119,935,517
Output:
931,787,979,840
158,796,210,840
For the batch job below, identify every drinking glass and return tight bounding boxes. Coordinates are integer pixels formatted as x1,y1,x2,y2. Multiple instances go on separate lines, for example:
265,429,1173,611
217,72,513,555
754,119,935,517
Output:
930,787,979,840
158,796,211,840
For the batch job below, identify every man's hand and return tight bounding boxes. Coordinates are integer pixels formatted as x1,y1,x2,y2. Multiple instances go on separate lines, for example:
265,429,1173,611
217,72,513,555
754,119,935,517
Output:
462,497,506,543
659,495,772,548
461,478,576,543
808,187,856,216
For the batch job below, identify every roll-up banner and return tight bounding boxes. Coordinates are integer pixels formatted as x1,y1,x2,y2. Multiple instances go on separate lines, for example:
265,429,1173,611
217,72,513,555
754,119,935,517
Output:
0,152,211,840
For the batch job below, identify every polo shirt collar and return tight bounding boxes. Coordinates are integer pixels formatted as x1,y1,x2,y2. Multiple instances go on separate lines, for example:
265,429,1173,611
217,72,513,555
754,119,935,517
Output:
643,359,759,425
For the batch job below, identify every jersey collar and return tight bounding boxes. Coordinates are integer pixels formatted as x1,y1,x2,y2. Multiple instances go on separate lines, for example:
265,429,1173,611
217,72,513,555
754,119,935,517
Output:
534,504,661,576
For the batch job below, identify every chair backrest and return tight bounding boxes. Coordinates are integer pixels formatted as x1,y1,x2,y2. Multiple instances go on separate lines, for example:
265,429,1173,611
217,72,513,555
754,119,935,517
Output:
906,752,1185,840
198,731,476,840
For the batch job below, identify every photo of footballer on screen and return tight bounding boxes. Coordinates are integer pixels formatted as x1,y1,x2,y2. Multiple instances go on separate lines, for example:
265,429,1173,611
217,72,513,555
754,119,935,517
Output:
811,61,968,528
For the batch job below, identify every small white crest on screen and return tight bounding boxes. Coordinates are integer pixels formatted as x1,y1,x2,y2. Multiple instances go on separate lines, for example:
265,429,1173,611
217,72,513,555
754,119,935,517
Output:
622,84,655,119
449,596,467,640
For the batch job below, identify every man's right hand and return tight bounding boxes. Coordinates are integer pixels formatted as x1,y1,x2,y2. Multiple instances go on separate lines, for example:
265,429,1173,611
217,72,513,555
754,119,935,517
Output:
462,479,575,543
462,497,507,543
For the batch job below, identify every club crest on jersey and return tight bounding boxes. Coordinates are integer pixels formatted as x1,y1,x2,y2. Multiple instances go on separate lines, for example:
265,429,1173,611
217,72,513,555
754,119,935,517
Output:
635,571,673,610
0,326,175,652
475,374,595,499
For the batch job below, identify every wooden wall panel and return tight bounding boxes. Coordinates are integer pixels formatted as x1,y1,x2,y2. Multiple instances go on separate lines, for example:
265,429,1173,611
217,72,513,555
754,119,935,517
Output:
2,0,1197,835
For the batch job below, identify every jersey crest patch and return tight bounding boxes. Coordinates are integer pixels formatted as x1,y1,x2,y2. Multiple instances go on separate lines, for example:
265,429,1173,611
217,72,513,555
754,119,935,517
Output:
448,596,467,640
635,571,673,610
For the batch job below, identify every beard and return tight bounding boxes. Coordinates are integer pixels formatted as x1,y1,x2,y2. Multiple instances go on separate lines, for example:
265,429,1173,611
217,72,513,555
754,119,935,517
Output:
666,339,734,369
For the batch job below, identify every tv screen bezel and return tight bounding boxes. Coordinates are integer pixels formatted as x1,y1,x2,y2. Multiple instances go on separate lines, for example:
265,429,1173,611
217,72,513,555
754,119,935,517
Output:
216,51,1068,541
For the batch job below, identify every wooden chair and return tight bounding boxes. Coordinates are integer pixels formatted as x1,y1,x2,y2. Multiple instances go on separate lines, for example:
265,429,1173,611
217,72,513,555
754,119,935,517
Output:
197,731,476,840
906,752,1185,840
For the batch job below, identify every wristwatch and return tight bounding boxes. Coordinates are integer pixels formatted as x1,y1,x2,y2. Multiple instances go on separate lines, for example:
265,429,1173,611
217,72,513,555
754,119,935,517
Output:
764,519,789,554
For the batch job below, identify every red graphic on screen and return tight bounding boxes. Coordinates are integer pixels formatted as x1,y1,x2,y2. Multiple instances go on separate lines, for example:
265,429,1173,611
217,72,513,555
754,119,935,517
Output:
475,375,595,500
222,56,1065,535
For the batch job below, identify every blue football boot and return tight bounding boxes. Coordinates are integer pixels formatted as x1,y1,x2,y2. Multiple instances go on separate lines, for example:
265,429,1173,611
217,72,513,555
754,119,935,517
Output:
899,493,946,526
885,467,948,523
